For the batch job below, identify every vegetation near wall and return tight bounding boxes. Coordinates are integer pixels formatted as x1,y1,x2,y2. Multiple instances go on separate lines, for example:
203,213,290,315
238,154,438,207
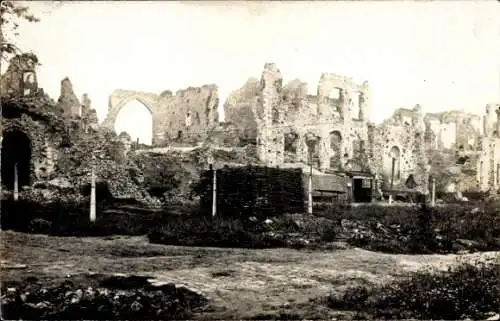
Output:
316,200,500,254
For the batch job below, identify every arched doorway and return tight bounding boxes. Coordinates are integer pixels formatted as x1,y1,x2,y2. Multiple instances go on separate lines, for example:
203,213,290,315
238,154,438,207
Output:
1,130,32,190
114,99,153,146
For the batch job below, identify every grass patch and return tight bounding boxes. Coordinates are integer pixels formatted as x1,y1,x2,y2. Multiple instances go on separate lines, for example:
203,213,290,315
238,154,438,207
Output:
147,215,288,249
3,197,500,254
0,199,199,237
326,259,500,320
315,200,500,254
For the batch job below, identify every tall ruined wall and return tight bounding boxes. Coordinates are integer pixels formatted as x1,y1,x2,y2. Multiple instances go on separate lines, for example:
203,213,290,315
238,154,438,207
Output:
57,77,81,117
424,110,483,151
477,137,500,191
477,105,500,192
371,105,428,191
155,85,219,144
223,78,260,140
104,85,219,146
256,63,285,166
223,64,372,171
80,93,99,132
316,73,371,124
1,54,64,186
420,106,500,194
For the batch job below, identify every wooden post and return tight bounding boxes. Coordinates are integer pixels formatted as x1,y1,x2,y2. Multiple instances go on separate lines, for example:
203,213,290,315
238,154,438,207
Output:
308,152,313,214
90,154,96,222
431,177,436,207
390,157,396,190
389,157,396,205
212,166,217,217
347,180,352,204
13,163,18,201
370,177,375,203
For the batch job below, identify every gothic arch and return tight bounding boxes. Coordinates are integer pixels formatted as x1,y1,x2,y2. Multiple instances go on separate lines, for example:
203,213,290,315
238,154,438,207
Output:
103,90,158,131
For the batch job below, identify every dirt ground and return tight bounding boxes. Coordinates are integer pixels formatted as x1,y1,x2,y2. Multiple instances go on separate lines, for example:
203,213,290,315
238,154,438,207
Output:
1,230,498,319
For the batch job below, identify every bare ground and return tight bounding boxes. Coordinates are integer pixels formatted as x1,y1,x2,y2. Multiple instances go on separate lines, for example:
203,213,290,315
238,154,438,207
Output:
1,230,498,319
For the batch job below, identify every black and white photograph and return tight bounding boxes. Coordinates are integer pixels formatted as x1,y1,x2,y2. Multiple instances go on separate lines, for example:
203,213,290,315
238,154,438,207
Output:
1,1,499,320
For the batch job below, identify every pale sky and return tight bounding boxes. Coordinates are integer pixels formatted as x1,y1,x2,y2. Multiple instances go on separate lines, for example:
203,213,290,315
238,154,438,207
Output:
5,1,500,144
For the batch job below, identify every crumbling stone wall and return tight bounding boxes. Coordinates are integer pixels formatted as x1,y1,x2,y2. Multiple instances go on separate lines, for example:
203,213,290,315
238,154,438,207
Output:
1,54,156,203
317,73,371,123
80,93,99,132
0,53,39,98
370,105,428,191
477,105,500,192
57,78,81,117
103,85,220,146
425,110,483,151
255,63,285,166
224,63,372,172
1,54,65,187
223,78,260,141
157,85,220,145
2,112,62,184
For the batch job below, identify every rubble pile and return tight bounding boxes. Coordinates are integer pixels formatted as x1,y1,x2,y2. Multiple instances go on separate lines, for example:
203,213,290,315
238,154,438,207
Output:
339,219,417,253
339,216,499,254
1,277,209,320
55,127,159,205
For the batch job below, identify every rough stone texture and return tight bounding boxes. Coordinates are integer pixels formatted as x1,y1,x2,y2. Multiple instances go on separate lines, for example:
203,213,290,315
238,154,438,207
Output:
80,93,99,132
1,55,156,204
0,53,39,98
424,110,483,150
3,54,498,201
223,78,260,141
477,136,500,192
205,122,242,147
223,63,498,194
225,63,373,172
256,63,285,166
2,111,63,184
57,77,81,118
370,105,427,191
103,85,220,146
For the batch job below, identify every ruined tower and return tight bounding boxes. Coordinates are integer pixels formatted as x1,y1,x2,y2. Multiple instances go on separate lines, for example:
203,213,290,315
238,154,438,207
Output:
57,78,81,117
256,63,285,166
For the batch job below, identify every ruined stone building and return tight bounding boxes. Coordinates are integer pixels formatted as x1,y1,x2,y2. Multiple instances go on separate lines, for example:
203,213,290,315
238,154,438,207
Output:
1,54,99,192
2,54,68,189
102,86,220,145
224,63,500,194
226,63,373,171
4,52,497,197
